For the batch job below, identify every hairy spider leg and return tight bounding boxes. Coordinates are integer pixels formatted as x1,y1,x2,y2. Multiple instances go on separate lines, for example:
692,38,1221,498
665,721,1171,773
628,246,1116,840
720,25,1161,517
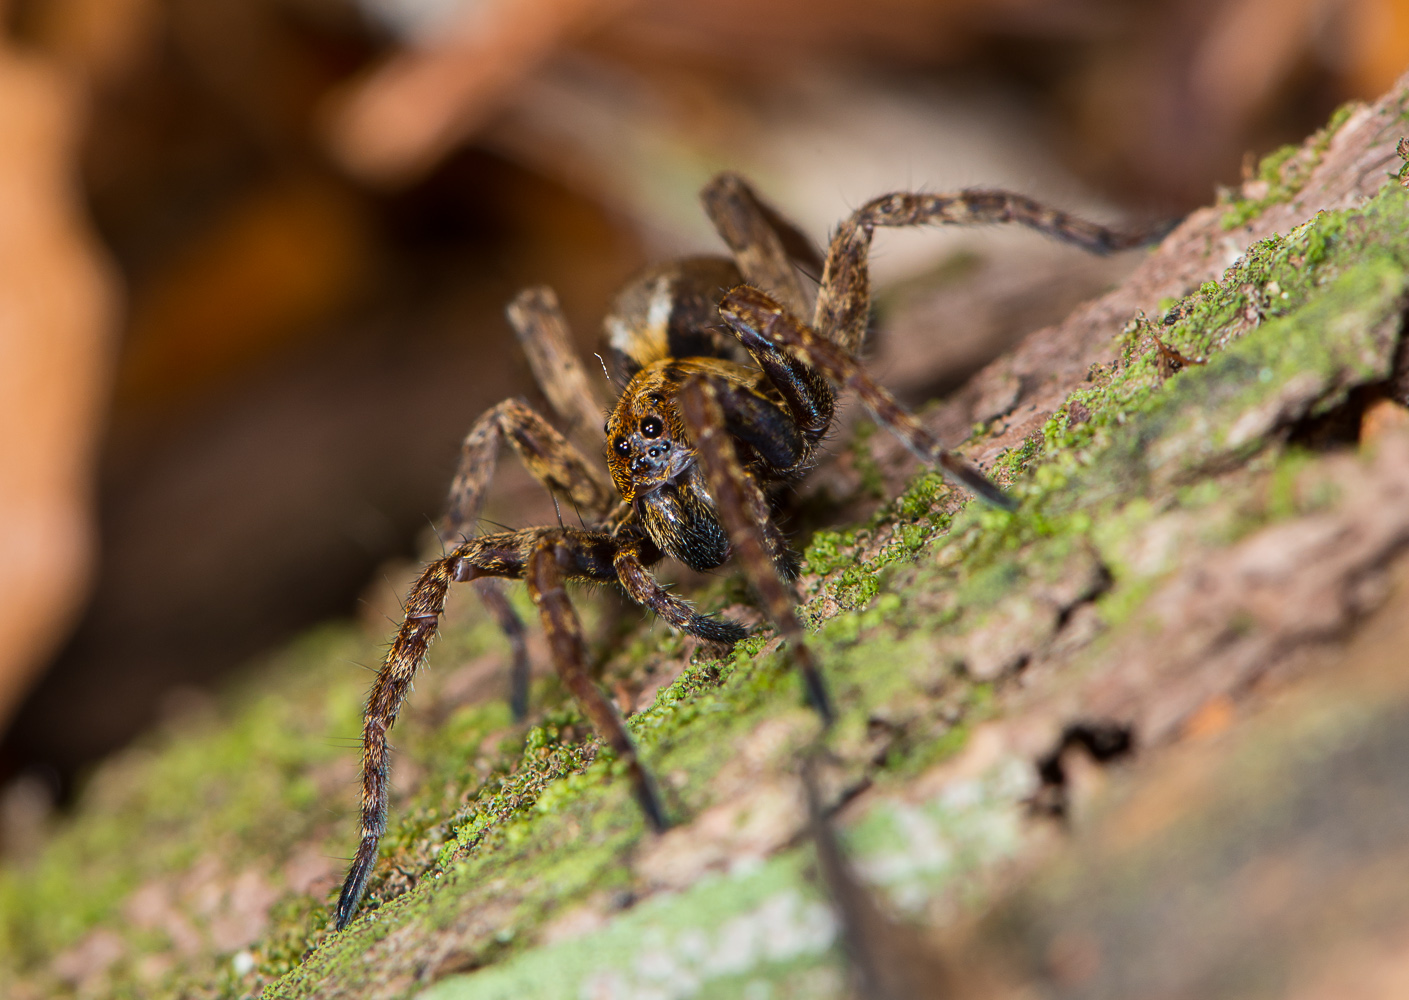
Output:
701,172,821,321
338,553,454,931
440,398,613,546
437,396,616,718
506,286,609,450
720,285,1017,510
337,525,672,930
338,393,621,928
525,541,669,831
815,188,1164,356
679,378,833,723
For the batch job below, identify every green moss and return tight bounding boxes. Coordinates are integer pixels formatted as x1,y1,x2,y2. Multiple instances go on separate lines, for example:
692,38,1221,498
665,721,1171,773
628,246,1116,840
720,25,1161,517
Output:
421,850,847,1000
802,528,854,577
1221,100,1360,229
421,712,1039,1000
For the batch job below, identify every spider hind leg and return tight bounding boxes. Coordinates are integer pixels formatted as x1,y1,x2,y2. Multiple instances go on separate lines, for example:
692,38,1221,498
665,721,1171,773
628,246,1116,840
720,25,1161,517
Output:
506,286,608,450
701,171,821,320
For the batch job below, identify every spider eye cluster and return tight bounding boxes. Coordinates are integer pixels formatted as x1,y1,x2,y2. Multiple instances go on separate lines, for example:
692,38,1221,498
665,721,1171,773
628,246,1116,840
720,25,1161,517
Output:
640,416,664,438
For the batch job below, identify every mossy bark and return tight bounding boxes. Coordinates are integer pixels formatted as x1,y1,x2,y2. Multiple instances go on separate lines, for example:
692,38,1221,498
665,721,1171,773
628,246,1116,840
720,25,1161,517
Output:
8,75,1409,1000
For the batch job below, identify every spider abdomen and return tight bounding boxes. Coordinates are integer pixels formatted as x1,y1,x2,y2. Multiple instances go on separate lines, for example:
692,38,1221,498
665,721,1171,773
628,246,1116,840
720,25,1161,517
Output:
603,257,748,377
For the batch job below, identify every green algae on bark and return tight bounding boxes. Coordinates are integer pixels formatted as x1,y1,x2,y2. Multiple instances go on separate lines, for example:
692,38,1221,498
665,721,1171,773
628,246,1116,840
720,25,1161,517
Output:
418,750,1037,1000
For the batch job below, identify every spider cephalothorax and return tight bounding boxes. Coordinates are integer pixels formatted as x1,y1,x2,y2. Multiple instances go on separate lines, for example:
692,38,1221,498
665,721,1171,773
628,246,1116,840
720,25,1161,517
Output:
604,353,815,576
333,173,1157,929
606,359,731,568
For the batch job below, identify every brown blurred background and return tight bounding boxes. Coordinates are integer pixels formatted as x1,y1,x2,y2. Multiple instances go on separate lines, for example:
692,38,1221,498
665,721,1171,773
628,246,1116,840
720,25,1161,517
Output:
0,0,1404,821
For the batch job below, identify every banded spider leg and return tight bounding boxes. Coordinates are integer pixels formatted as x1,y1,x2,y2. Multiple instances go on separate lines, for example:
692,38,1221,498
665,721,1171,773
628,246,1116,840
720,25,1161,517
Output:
676,183,1162,728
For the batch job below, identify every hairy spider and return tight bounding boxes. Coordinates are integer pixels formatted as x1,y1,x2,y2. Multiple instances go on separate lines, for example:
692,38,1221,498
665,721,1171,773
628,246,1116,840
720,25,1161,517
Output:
334,173,1155,929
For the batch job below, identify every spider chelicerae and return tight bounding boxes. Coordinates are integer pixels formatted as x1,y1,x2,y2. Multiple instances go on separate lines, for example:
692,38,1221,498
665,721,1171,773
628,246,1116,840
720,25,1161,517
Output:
334,173,1154,929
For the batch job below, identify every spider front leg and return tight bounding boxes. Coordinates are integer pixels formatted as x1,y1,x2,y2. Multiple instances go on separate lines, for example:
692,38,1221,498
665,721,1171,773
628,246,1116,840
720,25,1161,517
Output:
678,378,834,723
721,285,1016,510
337,551,457,930
438,396,616,719
336,525,669,930
440,397,613,545
526,538,669,832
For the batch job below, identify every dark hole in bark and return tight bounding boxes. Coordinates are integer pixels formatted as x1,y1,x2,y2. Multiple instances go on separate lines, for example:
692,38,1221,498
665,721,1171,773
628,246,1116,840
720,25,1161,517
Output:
1286,383,1388,450
1031,721,1135,817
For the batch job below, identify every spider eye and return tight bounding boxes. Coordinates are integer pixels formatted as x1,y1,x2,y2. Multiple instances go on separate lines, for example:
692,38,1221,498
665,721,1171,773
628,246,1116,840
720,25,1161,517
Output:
640,416,664,438
613,436,630,457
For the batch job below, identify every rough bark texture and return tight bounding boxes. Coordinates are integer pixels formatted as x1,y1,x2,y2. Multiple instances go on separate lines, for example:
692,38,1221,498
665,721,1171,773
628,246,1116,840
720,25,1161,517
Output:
8,74,1409,1000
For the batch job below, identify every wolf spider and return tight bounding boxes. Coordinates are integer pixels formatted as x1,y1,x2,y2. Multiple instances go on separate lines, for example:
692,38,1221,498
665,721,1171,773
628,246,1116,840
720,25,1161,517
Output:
334,173,1154,929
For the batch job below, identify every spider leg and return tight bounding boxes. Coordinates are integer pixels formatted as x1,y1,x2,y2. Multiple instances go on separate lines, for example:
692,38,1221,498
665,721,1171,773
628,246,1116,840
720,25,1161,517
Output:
526,540,669,832
814,188,1164,355
438,397,617,721
613,539,749,644
473,578,531,720
440,398,613,545
337,525,664,929
679,377,834,723
801,756,953,1000
679,374,808,577
701,172,821,320
506,286,608,448
337,553,457,930
720,285,1016,510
